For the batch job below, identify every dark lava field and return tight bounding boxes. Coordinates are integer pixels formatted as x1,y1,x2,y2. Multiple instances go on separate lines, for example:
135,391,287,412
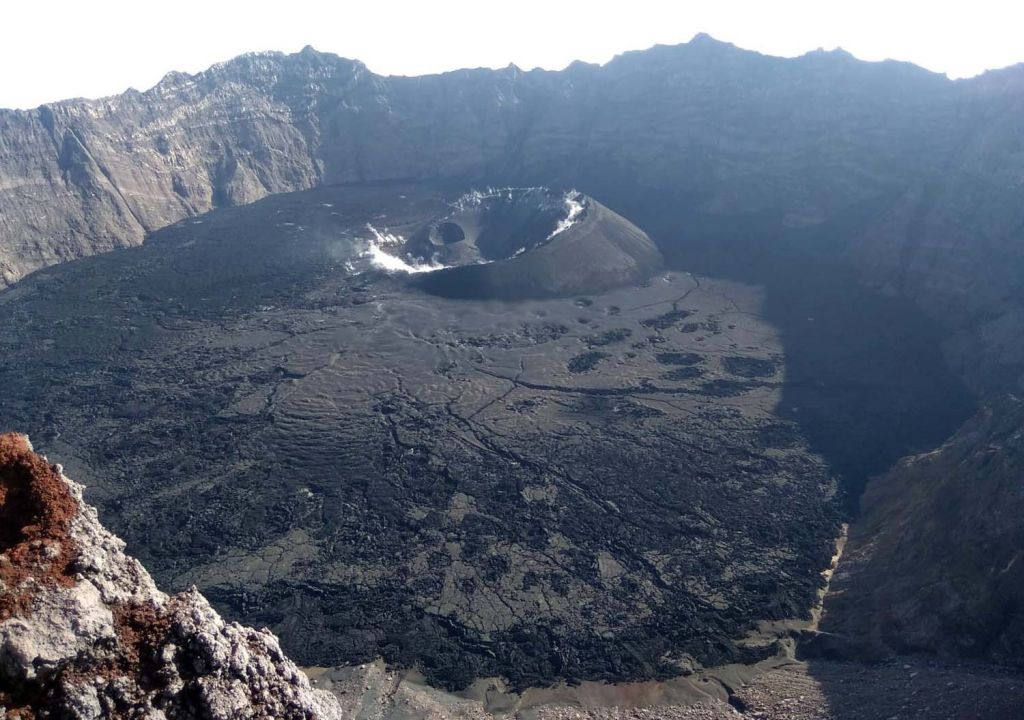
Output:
0,182,971,689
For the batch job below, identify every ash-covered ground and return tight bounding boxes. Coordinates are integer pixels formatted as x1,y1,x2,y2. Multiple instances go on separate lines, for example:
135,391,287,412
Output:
0,183,970,690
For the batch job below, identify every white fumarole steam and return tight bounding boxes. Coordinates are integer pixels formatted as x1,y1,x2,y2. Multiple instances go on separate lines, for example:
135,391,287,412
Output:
362,224,447,274
546,191,585,240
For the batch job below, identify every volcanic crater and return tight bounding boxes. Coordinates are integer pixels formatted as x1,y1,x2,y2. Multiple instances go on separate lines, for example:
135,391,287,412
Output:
0,181,971,690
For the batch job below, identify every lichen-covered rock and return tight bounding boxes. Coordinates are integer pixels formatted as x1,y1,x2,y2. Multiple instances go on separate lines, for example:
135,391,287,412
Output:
0,433,343,719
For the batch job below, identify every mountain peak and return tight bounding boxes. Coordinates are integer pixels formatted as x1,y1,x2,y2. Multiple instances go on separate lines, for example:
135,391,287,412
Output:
802,45,856,61
689,31,729,46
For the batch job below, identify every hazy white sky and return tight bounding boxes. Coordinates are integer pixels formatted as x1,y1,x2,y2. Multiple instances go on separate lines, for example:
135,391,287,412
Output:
3,0,1022,109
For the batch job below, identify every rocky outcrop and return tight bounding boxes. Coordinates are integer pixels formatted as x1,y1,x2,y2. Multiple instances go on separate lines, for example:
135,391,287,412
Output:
821,395,1024,666
0,433,343,719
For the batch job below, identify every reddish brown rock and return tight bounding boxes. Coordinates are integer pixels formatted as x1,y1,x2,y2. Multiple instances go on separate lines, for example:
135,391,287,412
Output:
0,433,343,720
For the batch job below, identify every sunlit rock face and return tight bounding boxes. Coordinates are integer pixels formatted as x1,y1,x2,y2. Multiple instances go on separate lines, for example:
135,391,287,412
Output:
0,433,344,720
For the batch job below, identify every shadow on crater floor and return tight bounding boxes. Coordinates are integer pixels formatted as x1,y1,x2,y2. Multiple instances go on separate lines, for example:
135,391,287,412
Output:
606,197,975,510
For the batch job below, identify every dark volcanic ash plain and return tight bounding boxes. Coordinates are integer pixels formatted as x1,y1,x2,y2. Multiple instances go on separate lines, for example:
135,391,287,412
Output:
0,183,970,690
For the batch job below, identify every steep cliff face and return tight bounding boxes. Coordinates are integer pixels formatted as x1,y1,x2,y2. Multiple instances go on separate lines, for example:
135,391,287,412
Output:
0,47,536,286
0,433,344,719
821,396,1024,666
0,48,340,286
2,39,1023,392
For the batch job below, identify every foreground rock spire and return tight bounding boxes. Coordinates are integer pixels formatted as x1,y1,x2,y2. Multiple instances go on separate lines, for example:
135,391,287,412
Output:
0,433,343,719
